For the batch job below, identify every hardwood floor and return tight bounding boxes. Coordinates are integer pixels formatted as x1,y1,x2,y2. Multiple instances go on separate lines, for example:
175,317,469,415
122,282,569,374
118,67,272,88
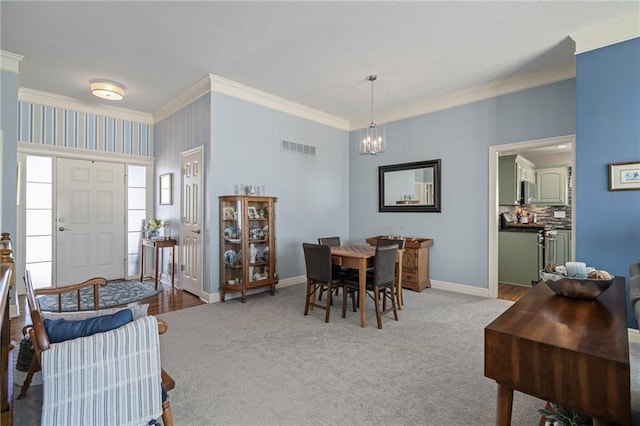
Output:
498,283,530,302
10,283,204,343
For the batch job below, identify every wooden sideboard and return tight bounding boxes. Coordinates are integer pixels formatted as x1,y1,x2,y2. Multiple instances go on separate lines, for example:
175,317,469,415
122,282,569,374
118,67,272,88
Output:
365,236,433,292
485,277,630,425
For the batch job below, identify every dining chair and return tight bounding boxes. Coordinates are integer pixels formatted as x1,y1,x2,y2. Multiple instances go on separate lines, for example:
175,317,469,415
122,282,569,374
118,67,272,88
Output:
342,244,399,329
373,238,405,308
302,243,344,323
317,236,354,302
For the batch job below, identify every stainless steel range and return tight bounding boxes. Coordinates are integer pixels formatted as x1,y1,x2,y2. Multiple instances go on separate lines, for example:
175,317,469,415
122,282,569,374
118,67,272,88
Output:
538,226,557,270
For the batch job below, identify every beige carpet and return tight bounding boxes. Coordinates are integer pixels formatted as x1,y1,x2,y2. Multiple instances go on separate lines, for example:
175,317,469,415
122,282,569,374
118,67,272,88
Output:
14,283,640,425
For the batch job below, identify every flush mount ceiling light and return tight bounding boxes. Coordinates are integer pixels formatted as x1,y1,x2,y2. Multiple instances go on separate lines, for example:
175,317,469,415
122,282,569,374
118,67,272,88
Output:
91,81,124,101
360,75,385,155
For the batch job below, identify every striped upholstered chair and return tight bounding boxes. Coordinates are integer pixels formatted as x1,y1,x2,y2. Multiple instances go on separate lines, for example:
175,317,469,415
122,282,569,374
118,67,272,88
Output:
20,271,174,425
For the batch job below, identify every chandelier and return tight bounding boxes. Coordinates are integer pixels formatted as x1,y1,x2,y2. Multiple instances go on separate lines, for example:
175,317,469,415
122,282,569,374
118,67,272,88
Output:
360,75,385,155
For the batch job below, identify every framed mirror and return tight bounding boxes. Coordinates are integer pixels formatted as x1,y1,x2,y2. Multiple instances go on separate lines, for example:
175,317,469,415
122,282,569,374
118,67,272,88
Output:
378,159,441,212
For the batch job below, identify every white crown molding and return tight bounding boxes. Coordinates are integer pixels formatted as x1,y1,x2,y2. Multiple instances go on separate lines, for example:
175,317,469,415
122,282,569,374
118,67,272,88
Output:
18,88,154,124
0,50,23,74
152,75,212,123
208,74,351,131
350,62,576,130
571,13,640,55
154,73,350,131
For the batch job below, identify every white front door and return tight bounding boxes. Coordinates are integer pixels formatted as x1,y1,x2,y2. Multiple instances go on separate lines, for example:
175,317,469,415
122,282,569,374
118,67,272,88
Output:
56,158,125,286
180,147,203,297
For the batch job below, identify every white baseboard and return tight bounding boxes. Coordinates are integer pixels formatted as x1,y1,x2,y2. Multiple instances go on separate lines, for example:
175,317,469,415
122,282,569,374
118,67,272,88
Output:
430,280,490,298
629,328,640,344
10,304,19,318
201,277,488,302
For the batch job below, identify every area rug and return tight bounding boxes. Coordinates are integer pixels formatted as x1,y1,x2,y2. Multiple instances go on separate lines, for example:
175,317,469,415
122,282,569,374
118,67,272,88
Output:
37,280,163,312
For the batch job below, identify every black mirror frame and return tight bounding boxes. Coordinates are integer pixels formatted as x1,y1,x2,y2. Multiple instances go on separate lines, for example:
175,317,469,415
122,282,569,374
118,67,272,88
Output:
378,159,441,213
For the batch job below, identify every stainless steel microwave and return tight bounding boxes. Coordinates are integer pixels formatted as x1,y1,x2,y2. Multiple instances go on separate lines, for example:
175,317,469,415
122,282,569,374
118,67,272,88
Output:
520,181,536,205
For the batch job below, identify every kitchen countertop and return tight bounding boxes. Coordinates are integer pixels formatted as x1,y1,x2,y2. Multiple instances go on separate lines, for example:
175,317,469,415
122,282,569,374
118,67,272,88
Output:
500,223,572,232
504,222,546,229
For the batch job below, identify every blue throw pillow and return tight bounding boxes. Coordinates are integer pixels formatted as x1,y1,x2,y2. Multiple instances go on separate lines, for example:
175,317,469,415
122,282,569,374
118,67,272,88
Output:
44,309,134,344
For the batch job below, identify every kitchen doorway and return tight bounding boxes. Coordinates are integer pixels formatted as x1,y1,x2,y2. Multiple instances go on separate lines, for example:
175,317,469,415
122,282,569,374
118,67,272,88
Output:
488,135,575,299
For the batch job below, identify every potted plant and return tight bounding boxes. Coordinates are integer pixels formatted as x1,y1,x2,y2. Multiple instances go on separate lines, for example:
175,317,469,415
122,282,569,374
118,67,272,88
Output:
538,403,592,426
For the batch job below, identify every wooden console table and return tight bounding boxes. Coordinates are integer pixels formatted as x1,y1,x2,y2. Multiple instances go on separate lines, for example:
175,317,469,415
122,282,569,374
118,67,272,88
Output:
140,238,176,290
484,277,630,425
365,236,433,292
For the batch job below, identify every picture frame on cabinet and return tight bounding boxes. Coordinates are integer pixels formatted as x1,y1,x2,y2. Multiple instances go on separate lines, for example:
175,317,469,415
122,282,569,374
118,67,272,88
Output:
609,161,640,191
248,206,258,219
222,206,235,220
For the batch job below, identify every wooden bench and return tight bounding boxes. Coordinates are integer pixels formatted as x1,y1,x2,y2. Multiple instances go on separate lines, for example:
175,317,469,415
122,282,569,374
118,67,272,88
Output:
19,271,175,425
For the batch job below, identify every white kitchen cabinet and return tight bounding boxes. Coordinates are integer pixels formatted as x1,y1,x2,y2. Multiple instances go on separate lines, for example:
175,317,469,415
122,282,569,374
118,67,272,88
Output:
534,166,568,205
498,155,536,205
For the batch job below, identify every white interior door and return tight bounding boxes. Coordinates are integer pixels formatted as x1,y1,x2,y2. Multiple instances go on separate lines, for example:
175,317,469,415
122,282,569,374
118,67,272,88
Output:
56,158,125,286
180,147,203,297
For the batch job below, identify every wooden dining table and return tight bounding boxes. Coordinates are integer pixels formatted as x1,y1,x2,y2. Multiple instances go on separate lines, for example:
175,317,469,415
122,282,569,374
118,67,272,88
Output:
330,244,403,328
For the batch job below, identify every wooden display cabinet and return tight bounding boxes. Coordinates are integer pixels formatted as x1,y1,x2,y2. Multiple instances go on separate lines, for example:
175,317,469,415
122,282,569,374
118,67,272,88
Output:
219,195,278,302
366,236,433,292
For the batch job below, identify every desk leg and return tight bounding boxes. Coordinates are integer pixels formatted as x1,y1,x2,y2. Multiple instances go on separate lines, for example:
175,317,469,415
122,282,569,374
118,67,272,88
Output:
359,259,366,328
154,246,160,290
171,245,175,289
496,383,513,426
140,243,145,282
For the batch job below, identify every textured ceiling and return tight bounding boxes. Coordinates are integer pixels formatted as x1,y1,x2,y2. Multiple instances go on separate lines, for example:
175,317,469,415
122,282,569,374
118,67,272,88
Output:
1,1,638,123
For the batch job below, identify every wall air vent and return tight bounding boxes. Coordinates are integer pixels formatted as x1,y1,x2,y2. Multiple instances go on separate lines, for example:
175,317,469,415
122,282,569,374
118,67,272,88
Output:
281,140,316,156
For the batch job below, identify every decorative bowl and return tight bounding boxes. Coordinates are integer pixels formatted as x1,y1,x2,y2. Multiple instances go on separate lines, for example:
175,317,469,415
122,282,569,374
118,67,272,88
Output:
539,271,615,300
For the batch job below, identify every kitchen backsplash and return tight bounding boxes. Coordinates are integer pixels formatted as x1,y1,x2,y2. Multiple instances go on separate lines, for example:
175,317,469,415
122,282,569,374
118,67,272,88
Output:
499,168,573,230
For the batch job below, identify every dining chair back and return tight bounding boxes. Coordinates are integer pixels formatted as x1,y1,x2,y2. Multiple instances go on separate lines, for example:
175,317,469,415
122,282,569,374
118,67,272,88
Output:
317,236,352,301
318,236,341,246
302,243,343,323
374,238,405,308
376,237,406,250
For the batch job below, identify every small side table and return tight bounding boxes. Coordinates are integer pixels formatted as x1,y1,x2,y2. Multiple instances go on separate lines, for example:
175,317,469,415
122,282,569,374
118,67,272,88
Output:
140,238,176,290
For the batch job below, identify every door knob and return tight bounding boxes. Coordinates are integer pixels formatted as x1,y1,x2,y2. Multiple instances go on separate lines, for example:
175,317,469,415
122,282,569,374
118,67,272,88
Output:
192,229,201,234
58,226,71,231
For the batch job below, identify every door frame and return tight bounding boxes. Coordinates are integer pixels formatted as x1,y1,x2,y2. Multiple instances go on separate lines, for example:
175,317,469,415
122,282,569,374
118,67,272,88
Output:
487,134,575,298
179,145,204,297
16,142,153,294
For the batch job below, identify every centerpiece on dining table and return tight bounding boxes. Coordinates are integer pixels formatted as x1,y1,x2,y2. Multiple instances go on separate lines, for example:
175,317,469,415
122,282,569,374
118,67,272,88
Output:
539,261,614,300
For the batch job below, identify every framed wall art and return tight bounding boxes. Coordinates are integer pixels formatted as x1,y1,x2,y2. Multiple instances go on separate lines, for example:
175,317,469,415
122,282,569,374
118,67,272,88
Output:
609,161,640,191
159,173,173,205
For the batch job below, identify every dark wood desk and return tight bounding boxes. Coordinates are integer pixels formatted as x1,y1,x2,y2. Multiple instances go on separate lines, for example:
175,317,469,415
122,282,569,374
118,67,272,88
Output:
140,238,176,290
485,277,630,425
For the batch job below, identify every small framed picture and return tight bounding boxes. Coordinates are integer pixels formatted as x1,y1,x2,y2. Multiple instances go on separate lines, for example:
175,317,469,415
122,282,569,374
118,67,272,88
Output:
247,206,258,219
609,161,640,191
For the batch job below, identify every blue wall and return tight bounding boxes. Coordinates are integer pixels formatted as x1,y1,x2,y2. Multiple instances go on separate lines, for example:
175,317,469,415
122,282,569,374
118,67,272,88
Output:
153,93,211,286
349,79,576,290
210,93,350,293
575,38,640,325
1,69,19,237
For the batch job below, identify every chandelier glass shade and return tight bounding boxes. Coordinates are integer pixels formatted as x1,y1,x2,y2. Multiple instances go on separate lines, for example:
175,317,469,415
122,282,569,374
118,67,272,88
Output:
359,75,385,155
